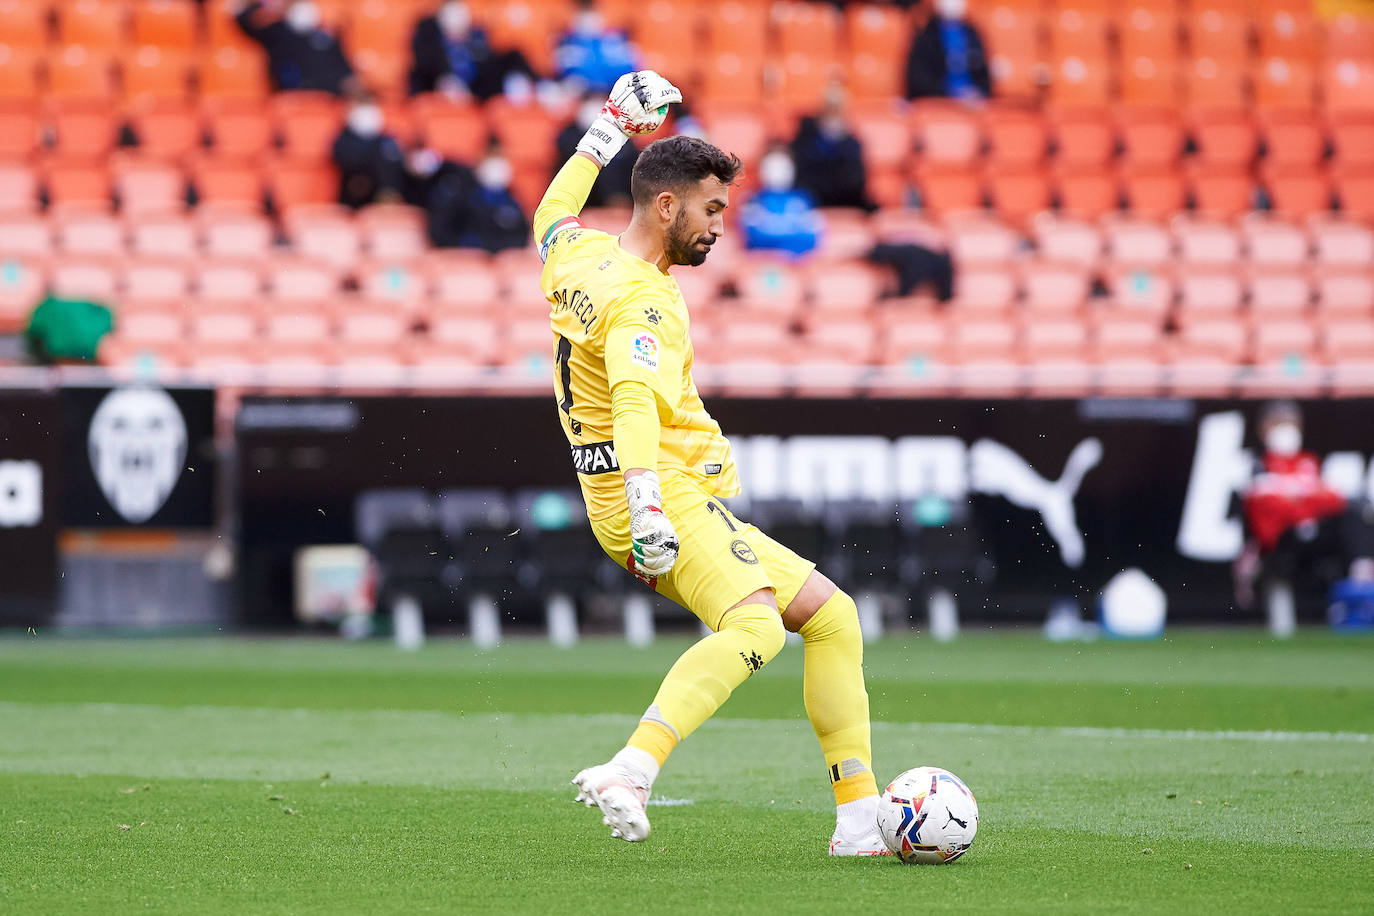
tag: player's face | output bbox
[665,178,728,267]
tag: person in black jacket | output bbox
[458,146,528,252]
[232,0,357,96]
[331,95,406,209]
[403,146,479,248]
[905,0,992,100]
[789,83,873,211]
[408,0,537,100]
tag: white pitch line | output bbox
[4,703,1370,746]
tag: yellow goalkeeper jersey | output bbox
[537,163,739,522]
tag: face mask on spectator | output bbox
[285,1,320,32]
[476,156,512,190]
[409,148,442,177]
[936,0,967,19]
[758,152,795,192]
[1265,422,1303,457]
[348,104,384,138]
[573,10,602,35]
[437,1,470,36]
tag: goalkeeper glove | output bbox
[576,70,683,168]
[626,470,680,577]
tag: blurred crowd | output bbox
[230,0,982,287]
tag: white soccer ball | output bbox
[877,766,979,864]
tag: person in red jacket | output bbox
[1237,401,1372,632]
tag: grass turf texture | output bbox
[2,631,1371,914]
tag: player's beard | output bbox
[665,210,712,267]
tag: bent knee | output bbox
[799,588,862,643]
[721,599,787,665]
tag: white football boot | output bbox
[828,827,894,857]
[572,763,652,842]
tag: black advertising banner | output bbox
[235,396,1374,625]
[0,390,60,624]
[58,385,217,528]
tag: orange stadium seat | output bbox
[1258,110,1325,168]
[286,211,361,271]
[200,206,272,259]
[1105,218,1173,266]
[0,257,46,327]
[1337,173,1374,223]
[776,53,840,113]
[700,52,765,108]
[1173,319,1248,363]
[1187,7,1251,63]
[47,45,117,99]
[1022,260,1090,316]
[699,109,769,169]
[129,213,195,258]
[411,96,487,163]
[1256,8,1319,63]
[1243,216,1309,267]
[1032,215,1102,265]
[115,160,185,214]
[0,45,43,99]
[988,168,1051,225]
[1249,269,1312,319]
[1265,166,1332,218]
[57,0,130,51]
[911,102,982,166]
[273,92,344,162]
[193,158,263,207]
[0,0,49,49]
[1324,13,1374,59]
[1023,320,1090,360]
[121,45,194,101]
[845,3,910,67]
[1321,318,1374,363]
[132,0,200,49]
[807,260,884,315]
[198,46,271,101]
[0,214,51,257]
[798,317,877,363]
[1190,165,1257,219]
[44,158,113,210]
[1050,108,1114,169]
[733,259,806,318]
[265,307,334,343]
[359,204,427,261]
[1122,169,1186,220]
[1253,319,1317,363]
[1331,115,1374,170]
[1119,3,1180,60]
[776,1,842,60]
[205,102,274,159]
[0,102,40,159]
[1118,109,1185,170]
[266,256,340,302]
[189,308,259,345]
[1324,59,1374,115]
[266,160,338,211]
[1120,56,1181,108]
[949,265,1017,316]
[52,259,118,300]
[984,106,1048,168]
[1253,57,1316,110]
[707,0,769,58]
[1191,111,1258,167]
[482,0,560,75]
[1093,317,1164,362]
[1048,55,1112,107]
[1054,168,1119,220]
[1049,7,1108,60]
[851,110,911,173]
[914,164,983,218]
[123,257,190,301]
[1317,271,1374,318]
[127,101,201,161]
[47,100,119,158]
[1176,218,1242,265]
[196,259,263,304]
[1184,57,1249,110]
[1178,268,1244,319]
[951,319,1018,361]
[1311,219,1374,266]
[0,161,40,213]
[56,210,122,255]
[946,218,1019,265]
[486,102,558,171]
[1107,265,1175,317]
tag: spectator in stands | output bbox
[232,0,358,96]
[742,146,954,298]
[331,94,406,209]
[450,145,528,252]
[905,0,992,101]
[554,0,640,94]
[408,1,538,102]
[555,92,637,207]
[1236,400,1374,618]
[402,145,479,248]
[790,83,874,211]
[740,145,823,258]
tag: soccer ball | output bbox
[877,766,979,864]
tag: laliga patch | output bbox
[630,332,660,371]
[730,539,759,565]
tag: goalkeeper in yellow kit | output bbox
[533,71,886,856]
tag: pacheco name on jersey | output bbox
[552,287,600,332]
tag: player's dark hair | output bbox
[630,136,743,209]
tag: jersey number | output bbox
[707,498,738,532]
[556,335,582,434]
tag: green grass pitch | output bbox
[2,630,1372,914]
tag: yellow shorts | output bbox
[591,472,816,631]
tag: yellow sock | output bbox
[631,602,785,760]
[799,589,879,805]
